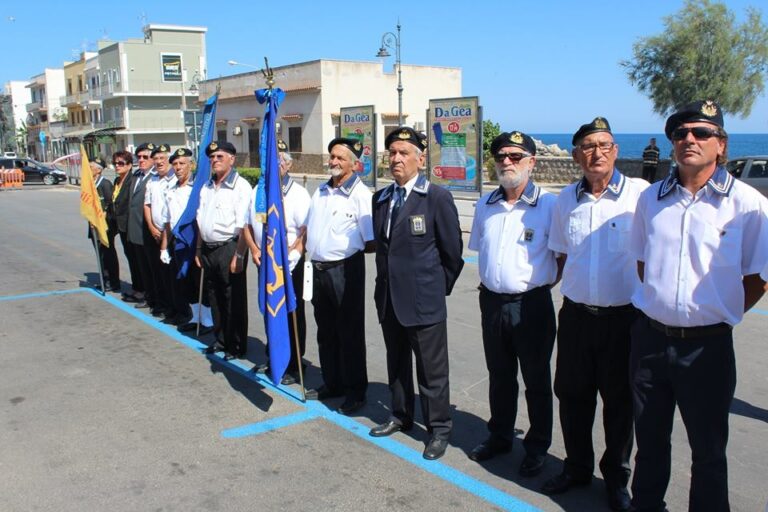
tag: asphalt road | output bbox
[0,185,766,512]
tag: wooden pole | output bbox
[90,225,106,295]
[196,266,205,337]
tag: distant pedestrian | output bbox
[641,137,660,182]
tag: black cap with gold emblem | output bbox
[490,130,536,156]
[664,100,724,140]
[91,156,106,169]
[150,143,171,157]
[277,139,288,152]
[384,126,428,151]
[572,117,612,146]
[205,141,237,156]
[169,147,193,163]
[327,137,364,158]
[134,142,155,156]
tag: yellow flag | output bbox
[79,145,109,247]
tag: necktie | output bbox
[390,186,405,234]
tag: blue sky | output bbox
[3,0,766,133]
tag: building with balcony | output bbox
[197,59,461,172]
[61,52,100,155]
[2,81,31,154]
[25,69,66,161]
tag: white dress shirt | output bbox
[165,179,193,228]
[469,181,558,294]
[306,174,374,262]
[630,166,768,327]
[549,170,649,306]
[196,170,252,243]
[144,173,177,230]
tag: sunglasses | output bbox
[137,155,151,160]
[493,152,531,163]
[113,161,129,166]
[671,126,722,141]
[210,154,229,160]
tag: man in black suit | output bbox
[368,127,464,460]
[127,142,156,310]
[87,156,120,291]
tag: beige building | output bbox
[197,59,461,172]
[25,68,66,160]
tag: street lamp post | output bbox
[376,22,403,126]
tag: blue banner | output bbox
[255,87,296,386]
[171,92,219,278]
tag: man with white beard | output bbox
[467,131,559,478]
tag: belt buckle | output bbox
[584,304,600,315]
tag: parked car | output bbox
[0,157,68,185]
[726,156,768,197]
[3,151,17,158]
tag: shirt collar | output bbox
[281,174,294,195]
[95,175,104,187]
[320,173,360,196]
[377,173,429,202]
[576,168,625,201]
[486,179,540,206]
[657,165,733,200]
[207,169,239,189]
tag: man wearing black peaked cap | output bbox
[368,127,464,461]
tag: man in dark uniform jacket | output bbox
[87,156,120,291]
[368,127,464,461]
[127,142,156,310]
[641,137,660,182]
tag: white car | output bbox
[726,156,768,197]
[3,151,17,158]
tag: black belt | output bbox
[202,236,238,249]
[646,316,732,339]
[564,297,636,317]
[312,251,361,271]
[478,283,548,301]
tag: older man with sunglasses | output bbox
[543,118,648,511]
[467,131,558,475]
[628,100,768,512]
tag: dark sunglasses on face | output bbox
[493,152,530,163]
[113,161,129,166]
[671,126,722,141]
[137,155,151,160]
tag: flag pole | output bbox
[90,225,106,295]
[196,267,205,337]
[290,310,306,401]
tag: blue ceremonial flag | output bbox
[172,92,219,278]
[256,87,296,386]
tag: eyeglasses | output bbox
[210,154,228,160]
[493,152,531,163]
[137,155,151,160]
[113,161,129,166]
[578,142,615,155]
[671,126,722,141]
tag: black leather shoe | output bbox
[423,436,449,460]
[198,325,213,336]
[121,294,140,303]
[304,386,344,401]
[252,362,269,374]
[178,322,197,333]
[369,420,413,437]
[606,486,631,511]
[203,344,224,355]
[468,438,512,462]
[338,398,366,415]
[519,454,546,477]
[134,301,149,309]
[280,372,299,385]
[542,473,591,494]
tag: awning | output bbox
[84,126,124,139]
[63,128,94,139]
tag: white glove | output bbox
[288,249,301,272]
[160,249,172,264]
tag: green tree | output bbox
[482,119,501,181]
[621,0,768,117]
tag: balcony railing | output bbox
[89,79,193,99]
[26,101,45,113]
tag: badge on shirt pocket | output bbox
[523,228,535,242]
[410,215,426,235]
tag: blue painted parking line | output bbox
[463,255,478,264]
[0,287,88,302]
[11,286,542,511]
[749,308,768,316]
[222,410,321,438]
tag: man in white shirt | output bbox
[304,137,374,413]
[195,141,253,359]
[161,147,213,335]
[467,131,558,477]
[629,100,768,512]
[143,143,177,319]
[544,118,648,512]
[242,140,311,384]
